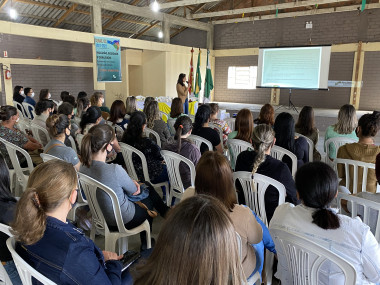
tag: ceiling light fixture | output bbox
[9,8,17,19]
[158,31,163,38]
[151,0,160,12]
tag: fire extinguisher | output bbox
[5,69,11,80]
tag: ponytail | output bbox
[80,133,93,167]
[312,208,340,230]
[193,105,211,132]
[173,116,193,154]
[251,124,275,174]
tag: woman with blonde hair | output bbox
[145,100,173,144]
[133,195,244,284]
[324,104,358,159]
[90,91,110,114]
[235,124,298,222]
[11,160,124,284]
[125,96,137,120]
[45,114,80,170]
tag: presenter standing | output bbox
[176,73,190,115]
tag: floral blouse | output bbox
[0,125,28,167]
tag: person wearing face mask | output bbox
[58,102,79,138]
[39,89,51,101]
[32,100,55,146]
[91,92,110,115]
[13,85,24,105]
[44,114,80,171]
[23,87,36,119]
[0,106,42,168]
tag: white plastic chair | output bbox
[144,127,161,147]
[325,137,358,160]
[334,158,377,194]
[227,139,254,169]
[337,192,380,242]
[13,101,26,118]
[270,145,297,178]
[161,150,195,205]
[16,118,31,135]
[0,224,12,285]
[235,232,261,285]
[106,121,124,141]
[119,142,169,197]
[269,228,357,285]
[21,102,35,120]
[295,132,314,162]
[78,173,151,254]
[209,123,224,145]
[225,118,236,132]
[30,122,50,146]
[188,134,213,152]
[0,137,34,197]
[6,237,57,285]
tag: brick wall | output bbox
[213,8,380,110]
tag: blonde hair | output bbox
[251,124,275,174]
[133,195,244,285]
[125,96,137,115]
[46,114,70,138]
[11,160,77,245]
[145,101,160,129]
[334,104,357,134]
[90,92,103,107]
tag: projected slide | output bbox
[257,46,331,90]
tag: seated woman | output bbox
[80,124,168,248]
[32,99,55,146]
[91,91,110,114]
[121,111,169,187]
[76,96,90,120]
[209,103,231,147]
[337,111,380,193]
[142,97,155,115]
[125,96,137,121]
[0,154,22,285]
[254,104,275,126]
[58,102,79,138]
[270,162,380,285]
[0,106,42,167]
[80,106,103,135]
[133,195,244,284]
[325,104,358,159]
[235,124,298,223]
[295,106,321,161]
[182,152,275,279]
[162,116,201,189]
[38,89,51,101]
[109,100,129,130]
[169,97,186,120]
[44,114,80,170]
[192,104,223,154]
[12,159,125,284]
[274,112,309,170]
[145,100,173,144]
[228,108,254,142]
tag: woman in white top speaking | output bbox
[270,161,380,285]
[176,73,190,115]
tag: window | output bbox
[228,66,257,90]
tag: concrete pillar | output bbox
[162,20,170,44]
[91,0,102,35]
[207,26,214,50]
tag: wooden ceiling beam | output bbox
[0,0,9,10]
[54,3,77,27]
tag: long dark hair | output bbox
[357,111,380,137]
[143,97,155,114]
[295,106,315,136]
[296,162,340,230]
[193,104,211,132]
[121,111,146,146]
[109,100,126,124]
[274,112,296,153]
[39,89,49,101]
[177,73,186,86]
[174,116,193,153]
[0,154,16,202]
[170,98,184,118]
[13,86,23,99]
[235,109,253,143]
[80,106,102,133]
[81,124,115,167]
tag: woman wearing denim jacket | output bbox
[11,160,124,285]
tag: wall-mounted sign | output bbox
[94,36,121,82]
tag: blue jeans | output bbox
[4,260,22,285]
[183,98,189,115]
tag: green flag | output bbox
[194,49,202,98]
[204,49,213,103]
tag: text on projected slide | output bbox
[261,47,322,89]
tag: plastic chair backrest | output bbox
[68,135,77,153]
[6,237,57,285]
[270,145,297,178]
[161,150,195,194]
[16,118,31,134]
[0,224,12,285]
[135,95,145,101]
[325,137,358,159]
[295,132,314,162]
[334,158,376,194]
[227,139,253,168]
[209,123,224,145]
[337,192,380,242]
[0,137,34,195]
[13,101,26,118]
[188,134,213,152]
[30,122,50,146]
[119,142,151,183]
[233,171,286,226]
[269,228,357,285]
[78,173,132,235]
[144,127,161,147]
[40,153,60,162]
[21,102,35,120]
[225,118,236,132]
